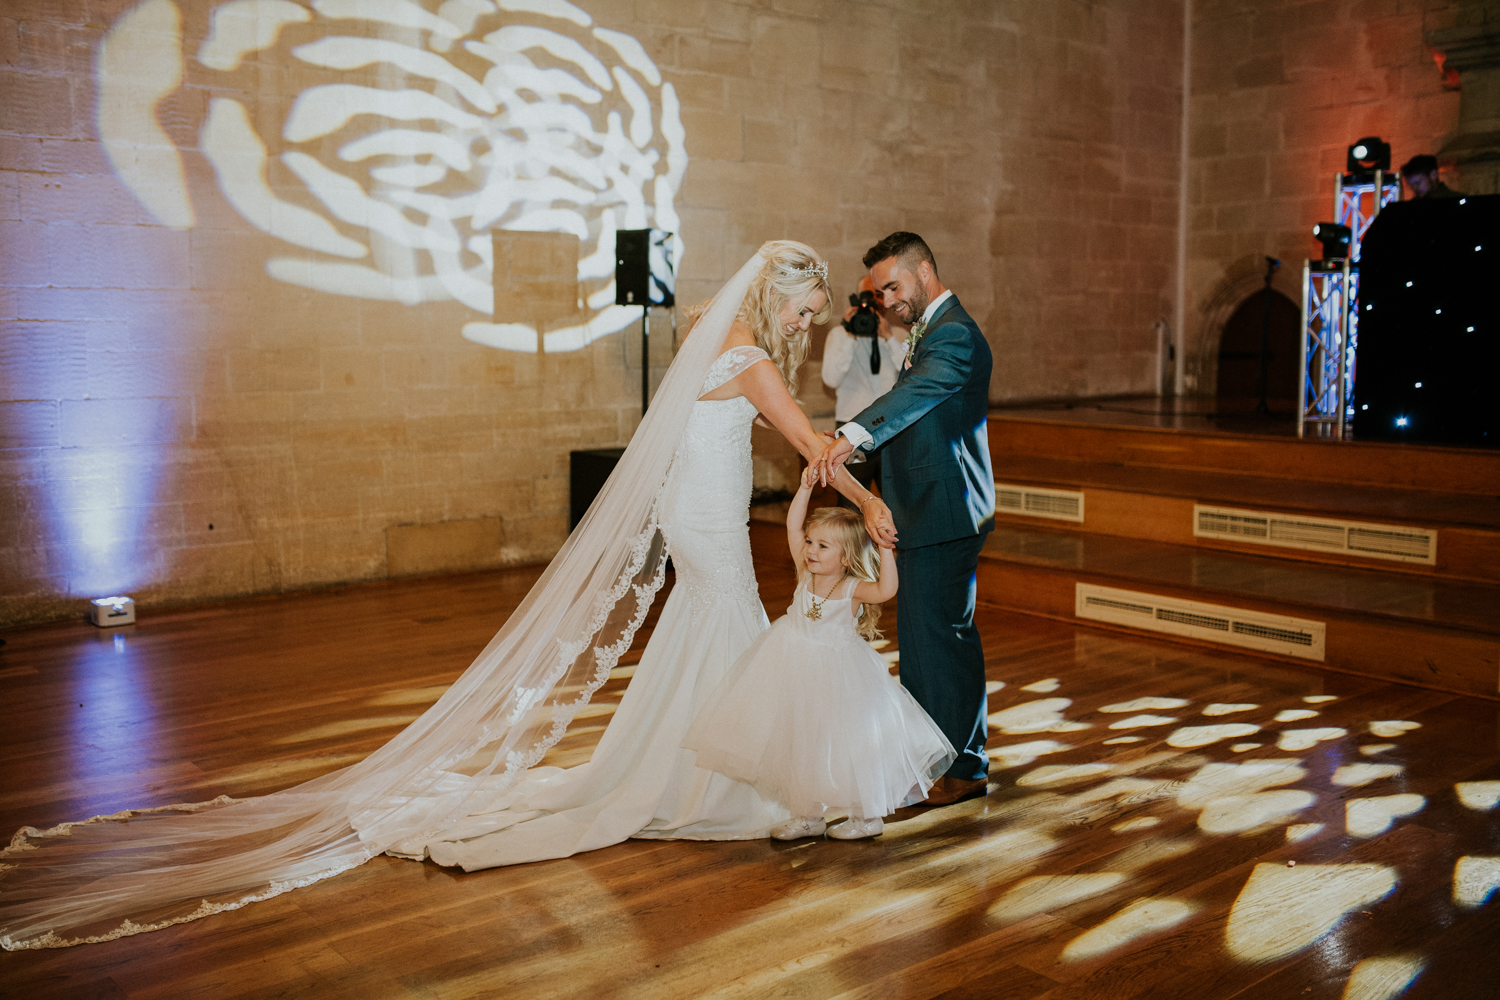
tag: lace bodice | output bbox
[700,345,771,396]
[656,346,772,621]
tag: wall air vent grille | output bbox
[1193,505,1435,565]
[995,484,1085,523]
[1076,583,1326,661]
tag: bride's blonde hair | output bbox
[738,240,832,396]
[803,507,884,641]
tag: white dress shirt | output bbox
[837,289,954,450]
[821,325,908,422]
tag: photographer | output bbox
[821,275,908,504]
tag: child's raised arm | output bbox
[786,465,817,568]
[852,543,898,607]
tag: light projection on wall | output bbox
[97,0,686,353]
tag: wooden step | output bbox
[977,523,1500,700]
[991,453,1500,583]
[987,407,1500,494]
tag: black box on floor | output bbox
[1352,195,1497,448]
[570,448,626,530]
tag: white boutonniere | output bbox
[905,319,928,351]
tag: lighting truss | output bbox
[1333,171,1402,261]
[1298,259,1356,439]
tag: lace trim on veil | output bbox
[0,250,771,951]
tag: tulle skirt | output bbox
[683,618,955,819]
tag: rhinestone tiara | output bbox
[780,260,828,281]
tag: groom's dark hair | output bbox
[863,232,938,276]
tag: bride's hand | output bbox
[810,435,854,485]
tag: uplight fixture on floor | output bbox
[89,595,135,627]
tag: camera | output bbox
[846,290,879,337]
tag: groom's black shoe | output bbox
[921,776,989,807]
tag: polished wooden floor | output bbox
[1,525,1498,999]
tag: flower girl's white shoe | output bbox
[770,816,827,840]
[828,816,883,840]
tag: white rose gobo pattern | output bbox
[100,0,686,353]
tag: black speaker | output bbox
[1351,195,1496,448]
[615,230,649,306]
[615,229,675,307]
[570,448,626,529]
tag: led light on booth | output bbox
[1361,404,1368,410]
[1415,382,1422,388]
[1396,417,1409,428]
[89,595,136,627]
[1467,326,1475,332]
[1406,281,1413,287]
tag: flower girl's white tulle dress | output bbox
[684,578,955,820]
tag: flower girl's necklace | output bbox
[805,573,844,622]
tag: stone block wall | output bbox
[1182,0,1470,393]
[1,0,1186,625]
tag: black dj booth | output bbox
[1352,194,1497,448]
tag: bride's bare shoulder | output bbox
[719,319,757,350]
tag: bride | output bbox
[0,242,895,948]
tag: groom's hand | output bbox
[811,435,854,485]
[862,497,898,549]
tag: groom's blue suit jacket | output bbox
[850,295,996,550]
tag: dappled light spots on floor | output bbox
[1203,702,1259,715]
[1111,816,1161,834]
[1107,714,1177,729]
[1346,794,1426,837]
[1017,763,1114,787]
[1304,694,1339,704]
[1287,822,1325,842]
[1369,720,1422,738]
[1167,723,1260,748]
[988,698,1090,734]
[1226,862,1397,962]
[1453,856,1500,908]
[1274,708,1320,722]
[987,873,1128,923]
[1099,697,1190,713]
[1456,781,1500,811]
[1360,743,1397,756]
[1332,763,1403,787]
[1060,897,1195,961]
[1199,790,1316,834]
[1230,742,1262,752]
[1340,955,1426,1000]
[1277,727,1347,751]
[1103,735,1144,745]
[1019,677,1061,692]
[984,679,1006,693]
[991,739,1070,768]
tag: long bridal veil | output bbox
[0,250,773,951]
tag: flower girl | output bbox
[682,467,955,840]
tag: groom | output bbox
[814,232,995,806]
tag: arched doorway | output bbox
[1215,289,1299,407]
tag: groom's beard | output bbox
[899,285,930,327]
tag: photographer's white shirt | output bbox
[821,325,907,422]
[837,289,953,449]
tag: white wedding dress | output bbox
[407,346,791,870]
[0,248,795,950]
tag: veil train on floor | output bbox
[0,251,771,951]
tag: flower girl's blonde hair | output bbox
[804,507,884,641]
